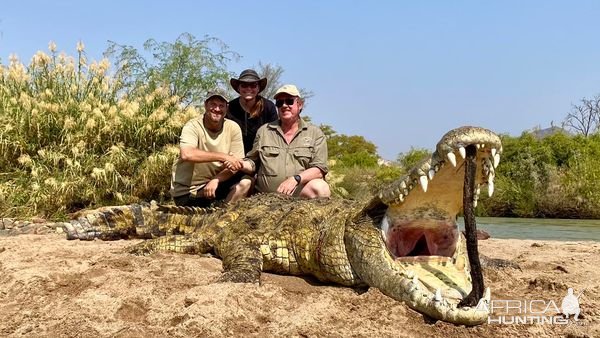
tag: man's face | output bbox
[238,81,259,100]
[275,94,302,121]
[204,97,228,124]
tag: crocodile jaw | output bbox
[357,126,501,325]
[345,219,491,325]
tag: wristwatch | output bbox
[293,175,302,185]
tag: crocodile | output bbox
[64,126,502,325]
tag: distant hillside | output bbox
[527,125,571,139]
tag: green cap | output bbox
[205,90,229,103]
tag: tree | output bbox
[328,134,379,167]
[257,61,284,100]
[396,147,430,170]
[564,94,600,137]
[104,33,239,108]
[256,62,314,101]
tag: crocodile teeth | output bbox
[488,181,494,197]
[491,148,497,157]
[380,215,390,242]
[474,199,478,208]
[428,169,435,180]
[484,287,491,302]
[400,181,407,189]
[406,270,415,279]
[408,275,420,293]
[493,153,500,168]
[476,287,492,309]
[446,152,457,167]
[434,288,442,302]
[458,146,466,159]
[419,175,428,193]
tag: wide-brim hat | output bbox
[230,69,267,94]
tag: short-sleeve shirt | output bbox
[246,118,328,193]
[227,97,278,154]
[170,116,244,198]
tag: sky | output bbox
[2,1,600,160]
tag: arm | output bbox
[179,120,240,164]
[222,122,245,171]
[276,167,324,196]
[201,168,237,199]
[180,146,239,164]
[202,123,246,198]
[240,128,262,174]
[307,130,329,176]
[277,129,329,195]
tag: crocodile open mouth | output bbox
[358,126,503,325]
[383,219,458,258]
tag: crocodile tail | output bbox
[64,204,162,240]
[64,204,213,241]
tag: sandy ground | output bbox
[0,231,599,337]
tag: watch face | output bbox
[294,175,301,183]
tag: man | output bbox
[170,91,251,207]
[242,84,330,198]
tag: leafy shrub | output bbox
[0,44,198,218]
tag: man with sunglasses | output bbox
[170,91,252,207]
[240,84,330,198]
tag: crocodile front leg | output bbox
[217,239,263,283]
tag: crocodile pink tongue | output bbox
[387,221,458,257]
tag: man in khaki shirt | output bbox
[170,91,251,207]
[243,84,330,198]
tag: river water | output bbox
[458,217,600,242]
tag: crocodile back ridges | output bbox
[156,204,220,215]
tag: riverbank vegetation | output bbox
[1,36,599,219]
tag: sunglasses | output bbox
[239,82,259,89]
[275,98,296,108]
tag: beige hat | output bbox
[274,84,301,99]
[204,90,229,103]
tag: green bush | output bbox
[0,45,196,218]
[478,131,600,218]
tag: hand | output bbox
[222,154,243,172]
[277,177,299,196]
[202,179,219,199]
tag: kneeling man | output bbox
[170,91,251,207]
[242,84,330,198]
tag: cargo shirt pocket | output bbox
[292,146,313,168]
[259,146,281,176]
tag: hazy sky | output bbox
[2,1,599,159]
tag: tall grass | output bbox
[0,42,197,219]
